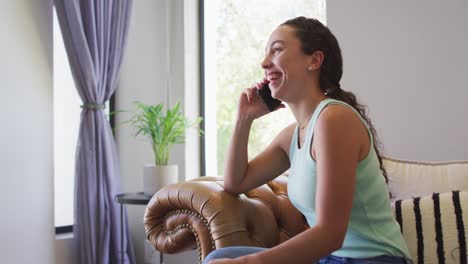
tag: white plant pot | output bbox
[143,164,178,196]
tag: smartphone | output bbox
[257,82,282,111]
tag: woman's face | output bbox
[262,25,316,101]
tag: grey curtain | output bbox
[54,0,135,263]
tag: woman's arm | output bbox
[224,119,293,195]
[223,83,290,195]
[244,105,365,264]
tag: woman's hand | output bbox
[237,78,285,121]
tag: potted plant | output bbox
[128,101,203,195]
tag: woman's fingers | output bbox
[244,86,257,103]
[254,82,263,90]
[243,79,269,102]
[274,103,286,111]
[242,89,250,103]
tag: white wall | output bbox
[116,0,198,263]
[327,0,468,161]
[184,0,202,181]
[0,0,54,263]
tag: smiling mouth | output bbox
[267,72,282,82]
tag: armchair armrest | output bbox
[144,175,308,263]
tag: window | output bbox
[202,0,326,175]
[53,9,112,232]
[53,9,80,230]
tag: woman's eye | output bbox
[273,47,282,53]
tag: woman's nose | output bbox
[261,55,272,69]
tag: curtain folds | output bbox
[54,0,135,263]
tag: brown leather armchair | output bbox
[144,173,308,264]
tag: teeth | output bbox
[268,73,281,81]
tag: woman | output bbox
[204,16,412,264]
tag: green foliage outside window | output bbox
[212,0,326,175]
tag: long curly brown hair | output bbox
[281,16,388,183]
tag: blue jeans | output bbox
[202,246,413,264]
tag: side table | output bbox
[115,192,163,264]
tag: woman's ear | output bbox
[308,50,324,71]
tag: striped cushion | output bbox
[393,191,467,264]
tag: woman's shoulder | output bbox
[313,103,370,158]
[321,101,357,117]
[317,103,363,128]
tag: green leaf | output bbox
[122,101,204,166]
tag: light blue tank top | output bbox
[288,98,411,259]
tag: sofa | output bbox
[144,157,468,264]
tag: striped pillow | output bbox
[393,191,467,264]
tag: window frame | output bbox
[199,0,206,177]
